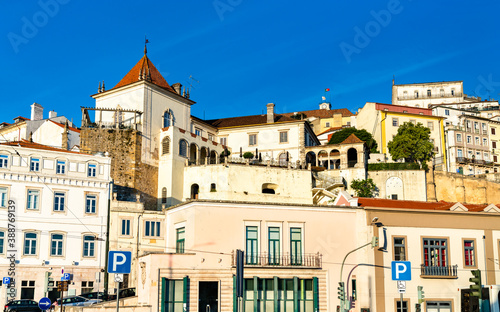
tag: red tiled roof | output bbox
[374,103,434,116]
[49,120,81,133]
[282,108,354,118]
[339,133,364,144]
[0,140,86,154]
[111,55,176,93]
[357,198,490,212]
[204,114,298,128]
[317,127,343,136]
[13,116,29,121]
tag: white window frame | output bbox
[249,134,257,146]
[30,158,40,172]
[85,194,97,214]
[23,232,37,256]
[445,109,450,116]
[87,164,96,177]
[82,235,96,257]
[0,187,7,208]
[27,189,40,210]
[279,131,288,143]
[121,219,131,236]
[56,160,66,174]
[0,155,8,168]
[456,133,462,142]
[53,192,65,212]
[50,233,64,257]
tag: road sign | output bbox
[62,273,71,281]
[391,261,411,281]
[114,274,123,283]
[3,277,10,285]
[397,281,406,293]
[108,251,132,274]
[39,297,52,310]
[56,281,68,291]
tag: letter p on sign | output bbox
[108,251,132,274]
[391,261,411,281]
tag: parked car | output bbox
[78,292,104,301]
[50,296,101,310]
[107,288,136,300]
[4,300,42,312]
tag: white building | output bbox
[0,140,111,305]
[392,81,468,108]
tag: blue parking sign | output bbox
[3,277,10,285]
[391,261,411,281]
[108,251,132,274]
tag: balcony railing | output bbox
[232,251,322,268]
[421,264,458,277]
[397,92,463,101]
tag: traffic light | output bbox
[469,269,482,299]
[337,282,345,300]
[44,271,54,294]
[417,285,425,304]
[415,303,421,312]
[371,236,379,248]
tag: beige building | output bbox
[392,81,467,108]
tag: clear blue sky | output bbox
[2,1,500,126]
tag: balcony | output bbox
[456,157,469,164]
[421,265,458,278]
[397,92,463,101]
[232,251,322,268]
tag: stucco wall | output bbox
[368,170,426,201]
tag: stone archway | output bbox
[347,148,357,168]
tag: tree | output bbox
[387,122,435,169]
[350,178,377,197]
[243,152,254,159]
[328,127,378,153]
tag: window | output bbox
[85,194,97,214]
[161,187,167,204]
[492,128,496,135]
[220,137,227,146]
[457,149,463,158]
[423,238,448,270]
[179,140,187,157]
[87,164,96,177]
[279,131,288,143]
[56,160,65,174]
[30,158,40,172]
[83,235,95,257]
[268,227,280,265]
[162,137,170,155]
[145,221,161,237]
[392,118,399,127]
[445,109,450,116]
[426,301,452,312]
[27,190,40,210]
[53,192,65,212]
[50,234,63,256]
[396,300,408,312]
[451,88,455,96]
[23,233,37,255]
[81,281,94,294]
[20,281,35,300]
[325,122,330,128]
[483,138,488,146]
[290,228,302,265]
[495,155,498,163]
[346,121,351,126]
[427,122,434,130]
[195,128,201,136]
[163,279,186,312]
[0,187,7,207]
[410,119,416,125]
[393,237,406,261]
[463,239,476,267]
[414,91,419,98]
[121,219,131,236]
[176,227,185,253]
[456,134,462,142]
[475,137,480,145]
[0,231,4,254]
[403,91,408,99]
[163,110,171,128]
[427,89,431,97]
[249,134,257,146]
[208,133,214,141]
[0,155,8,168]
[440,89,444,97]
[210,183,216,192]
[246,226,258,264]
[467,136,472,144]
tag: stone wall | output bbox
[369,170,426,201]
[427,169,500,204]
[80,127,158,209]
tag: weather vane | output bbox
[144,36,149,55]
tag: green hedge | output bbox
[368,162,421,171]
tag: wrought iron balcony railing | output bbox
[421,264,458,277]
[232,251,322,268]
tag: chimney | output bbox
[31,103,44,121]
[171,83,182,95]
[48,111,57,119]
[62,122,69,150]
[266,103,275,123]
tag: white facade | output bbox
[0,143,111,305]
[392,81,466,108]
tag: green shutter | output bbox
[313,277,319,312]
[183,276,189,311]
[233,275,237,312]
[274,277,279,312]
[161,278,168,312]
[293,277,299,312]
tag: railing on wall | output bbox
[420,264,458,277]
[232,251,322,268]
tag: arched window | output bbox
[162,137,170,155]
[163,110,172,128]
[262,183,278,194]
[191,184,199,199]
[179,140,188,157]
[210,183,216,192]
[161,187,167,204]
[279,153,288,166]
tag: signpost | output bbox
[3,277,10,285]
[108,251,132,312]
[392,261,411,311]
[38,297,52,311]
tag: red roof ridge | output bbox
[339,133,364,144]
[0,140,88,155]
[48,120,81,133]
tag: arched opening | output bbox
[262,183,278,194]
[161,187,167,204]
[318,150,328,168]
[386,177,403,200]
[189,143,198,164]
[200,147,208,164]
[347,148,358,168]
[190,184,199,199]
[162,137,170,155]
[210,151,218,164]
[329,149,340,169]
[179,140,188,157]
[210,183,216,192]
[163,110,172,128]
[306,152,316,167]
[278,152,288,167]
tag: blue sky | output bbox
[2,1,500,125]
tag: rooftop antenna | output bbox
[186,75,200,97]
